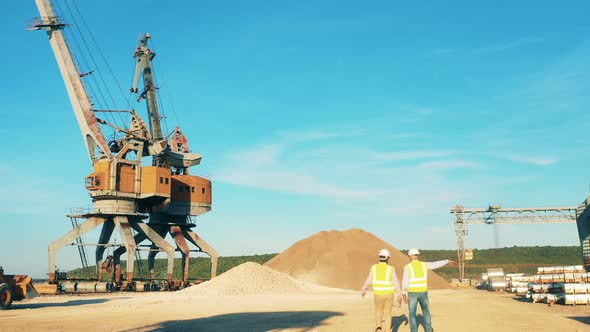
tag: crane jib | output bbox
[33,0,112,163]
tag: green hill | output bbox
[417,246,582,279]
[68,254,276,280]
[68,246,582,281]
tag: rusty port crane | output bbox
[29,0,218,293]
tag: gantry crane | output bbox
[30,0,217,289]
[450,204,578,279]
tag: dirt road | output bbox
[1,288,588,331]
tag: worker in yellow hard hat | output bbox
[402,248,457,332]
[361,248,402,332]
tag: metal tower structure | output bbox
[451,205,468,280]
[575,197,590,270]
[450,204,577,279]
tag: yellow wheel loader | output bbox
[0,267,38,310]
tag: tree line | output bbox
[68,246,581,281]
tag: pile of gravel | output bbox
[265,228,451,291]
[179,262,320,296]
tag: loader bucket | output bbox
[9,275,38,301]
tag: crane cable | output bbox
[50,0,121,133]
[57,0,137,132]
[149,39,181,131]
[62,0,126,129]
[69,0,132,110]
[151,60,171,137]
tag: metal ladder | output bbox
[69,216,92,278]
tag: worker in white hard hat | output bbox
[402,248,457,332]
[361,248,401,332]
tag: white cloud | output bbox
[399,106,437,123]
[277,129,359,142]
[0,165,84,217]
[417,160,480,171]
[214,130,477,203]
[371,150,453,162]
[428,226,451,235]
[227,143,283,167]
[432,48,454,56]
[472,37,545,55]
[384,132,423,140]
[414,107,434,116]
[501,154,559,166]
[217,166,388,199]
[215,143,389,199]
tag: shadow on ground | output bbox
[13,298,123,309]
[392,314,433,332]
[392,314,409,332]
[126,310,343,332]
[511,296,531,303]
[568,316,590,325]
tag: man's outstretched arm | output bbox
[426,260,458,270]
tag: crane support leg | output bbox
[113,216,136,283]
[48,217,107,282]
[134,222,175,281]
[170,226,191,283]
[452,206,466,280]
[110,220,175,281]
[112,226,147,278]
[184,228,218,278]
[95,220,115,280]
[146,224,168,279]
[576,197,590,271]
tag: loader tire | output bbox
[0,283,13,310]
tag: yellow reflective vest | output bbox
[406,260,428,292]
[371,262,395,295]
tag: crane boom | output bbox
[34,0,111,162]
[450,205,577,225]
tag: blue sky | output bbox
[2,0,589,277]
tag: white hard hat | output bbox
[408,248,420,256]
[378,249,390,258]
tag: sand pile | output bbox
[265,228,451,291]
[179,262,334,296]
